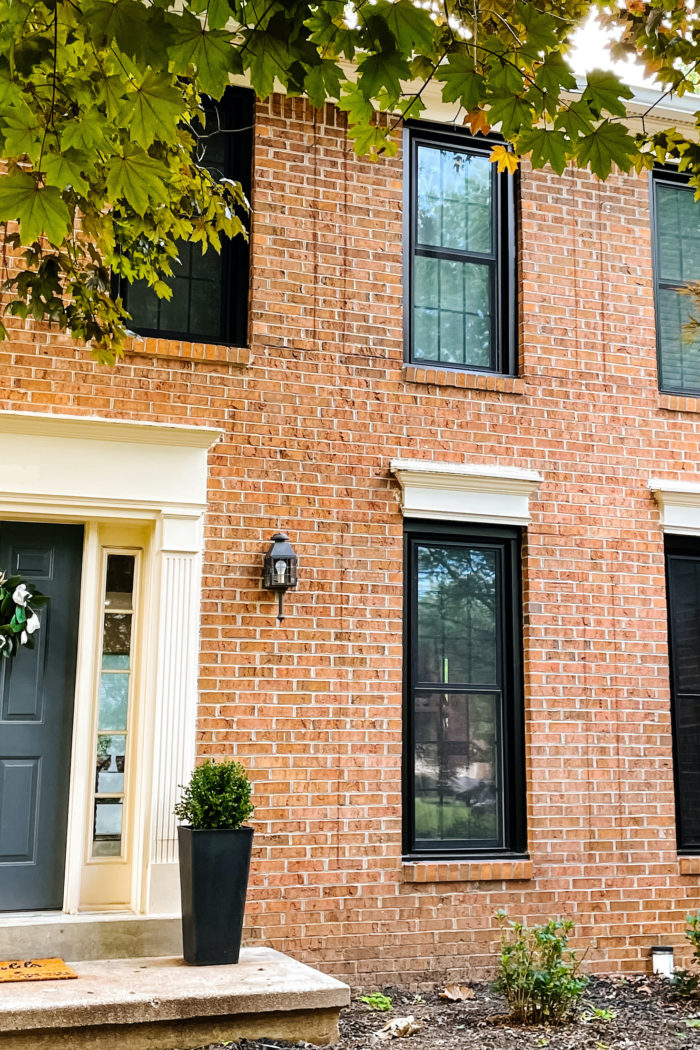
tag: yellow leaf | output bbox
[490,144,520,175]
[464,108,491,136]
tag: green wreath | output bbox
[0,574,49,658]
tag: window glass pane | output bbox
[413,257,492,368]
[93,799,123,857]
[105,555,134,608]
[103,614,132,659]
[658,286,700,392]
[417,545,498,685]
[96,734,126,793]
[98,673,129,731]
[676,697,700,845]
[656,183,700,283]
[417,146,492,254]
[414,692,501,847]
[669,557,700,694]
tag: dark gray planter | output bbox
[177,825,253,965]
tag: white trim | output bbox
[0,410,220,447]
[650,479,700,534]
[391,458,543,526]
[0,412,220,916]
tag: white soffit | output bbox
[0,410,221,511]
[650,479,700,534]
[391,458,543,526]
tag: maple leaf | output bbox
[490,144,519,174]
[464,108,491,136]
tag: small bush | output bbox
[687,912,700,968]
[174,759,253,830]
[494,912,589,1025]
[673,912,700,997]
[359,992,393,1011]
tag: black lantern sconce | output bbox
[263,532,298,624]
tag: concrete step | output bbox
[0,912,181,961]
[0,948,350,1049]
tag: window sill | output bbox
[403,364,525,394]
[401,858,533,884]
[124,336,250,368]
[659,393,700,414]
[679,857,700,875]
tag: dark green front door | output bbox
[0,522,83,911]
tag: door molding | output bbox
[0,412,221,915]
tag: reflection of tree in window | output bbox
[417,545,497,685]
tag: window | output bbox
[652,170,700,394]
[403,523,526,857]
[405,126,516,374]
[665,537,700,852]
[92,551,139,858]
[119,85,254,347]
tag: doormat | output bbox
[0,958,78,983]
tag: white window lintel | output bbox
[650,478,700,534]
[391,458,542,526]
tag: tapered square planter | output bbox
[177,825,254,965]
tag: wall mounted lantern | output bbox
[263,532,298,624]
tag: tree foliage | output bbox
[1,0,700,360]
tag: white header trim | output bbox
[391,458,542,526]
[650,479,700,534]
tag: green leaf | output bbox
[515,1,560,52]
[304,60,343,108]
[517,127,568,175]
[582,69,634,119]
[535,52,577,97]
[61,111,108,152]
[119,71,184,148]
[240,28,291,98]
[338,84,375,126]
[347,122,397,159]
[437,49,485,110]
[373,0,435,53]
[486,91,532,137]
[83,0,150,49]
[106,144,170,213]
[575,120,636,179]
[357,50,410,102]
[43,150,91,195]
[0,172,70,245]
[488,61,524,96]
[168,11,235,96]
[1,104,42,160]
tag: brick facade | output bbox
[2,94,700,985]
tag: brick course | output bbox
[2,94,699,984]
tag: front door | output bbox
[0,522,83,910]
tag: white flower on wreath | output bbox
[0,634,9,651]
[26,613,40,635]
[20,631,27,645]
[12,584,31,607]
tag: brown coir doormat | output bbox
[0,958,78,982]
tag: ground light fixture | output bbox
[263,532,298,624]
[650,945,675,978]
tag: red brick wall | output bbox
[3,93,700,985]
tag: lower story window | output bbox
[665,537,700,851]
[404,524,526,856]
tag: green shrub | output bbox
[359,992,393,1011]
[174,759,253,830]
[673,912,700,996]
[494,912,589,1025]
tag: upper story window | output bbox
[405,127,517,375]
[652,170,700,394]
[403,523,526,858]
[120,86,254,348]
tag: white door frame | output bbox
[0,411,220,915]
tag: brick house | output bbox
[1,80,700,986]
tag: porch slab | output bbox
[0,948,350,1049]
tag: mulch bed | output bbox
[197,975,700,1049]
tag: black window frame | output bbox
[117,85,254,348]
[665,534,700,853]
[650,166,700,396]
[402,521,527,860]
[403,123,518,377]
